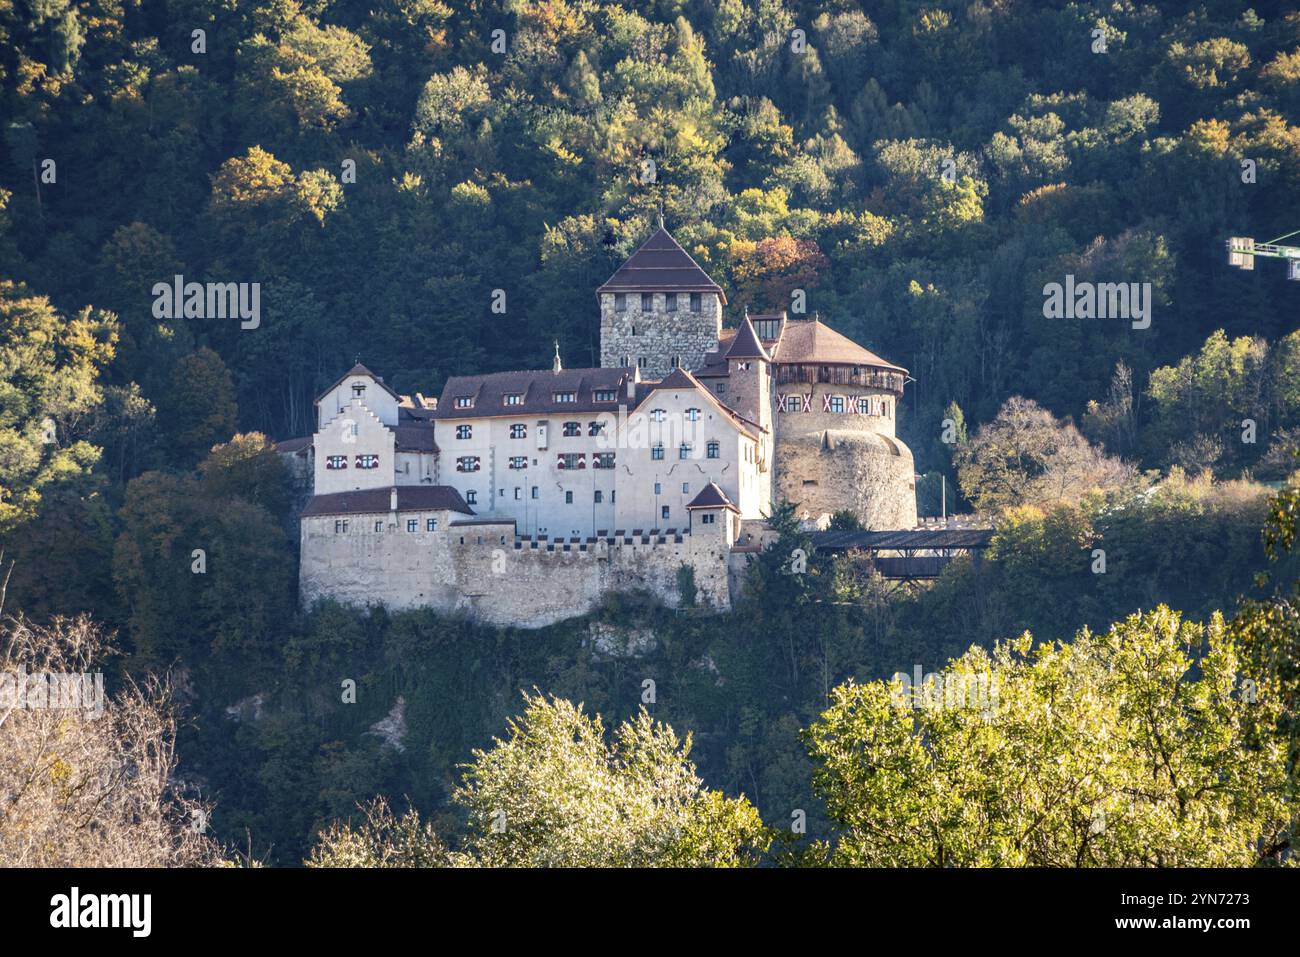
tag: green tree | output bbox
[805,607,1291,866]
[453,693,770,867]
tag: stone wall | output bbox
[300,512,735,629]
[775,430,917,529]
[599,292,722,379]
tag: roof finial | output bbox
[743,303,749,317]
[656,204,664,230]
[552,340,562,373]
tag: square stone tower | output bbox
[598,221,724,378]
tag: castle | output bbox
[283,224,917,627]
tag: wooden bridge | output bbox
[811,527,994,580]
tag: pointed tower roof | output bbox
[725,312,770,362]
[598,225,726,302]
[686,482,739,512]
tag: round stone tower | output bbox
[768,316,917,530]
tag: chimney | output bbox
[390,487,398,512]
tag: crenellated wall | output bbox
[299,511,735,629]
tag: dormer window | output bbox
[593,389,616,402]
[454,396,473,409]
[553,391,576,404]
[503,393,523,406]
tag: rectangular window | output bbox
[565,491,573,504]
[715,383,726,394]
[679,443,692,459]
[588,420,605,436]
[562,421,580,437]
[466,490,477,504]
[510,423,527,439]
[682,483,689,494]
[326,455,347,470]
[687,408,700,421]
[456,456,480,472]
[374,520,383,532]
[335,519,348,533]
[503,394,523,406]
[690,292,701,312]
[593,390,616,402]
[593,452,615,469]
[651,444,664,461]
[594,490,603,504]
[830,396,845,413]
[651,408,666,423]
[356,454,379,469]
[456,424,472,439]
[620,356,630,368]
[701,513,716,525]
[707,441,719,459]
[615,293,626,312]
[654,482,661,495]
[454,396,473,409]
[509,456,528,470]
[426,518,437,531]
[514,487,521,500]
[641,292,653,311]
[665,293,677,313]
[531,486,539,500]
[553,392,576,403]
[558,453,583,470]
[407,519,417,532]
[352,383,366,397]
[662,506,670,521]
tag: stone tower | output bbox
[724,311,775,515]
[770,318,918,530]
[598,221,724,378]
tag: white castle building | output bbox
[284,224,917,627]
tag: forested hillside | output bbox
[2,1,1299,865]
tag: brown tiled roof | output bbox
[687,482,739,512]
[275,436,312,453]
[315,363,401,405]
[770,318,907,373]
[393,424,437,453]
[597,226,726,302]
[432,367,633,420]
[725,314,770,361]
[301,486,473,518]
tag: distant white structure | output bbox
[283,224,916,626]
